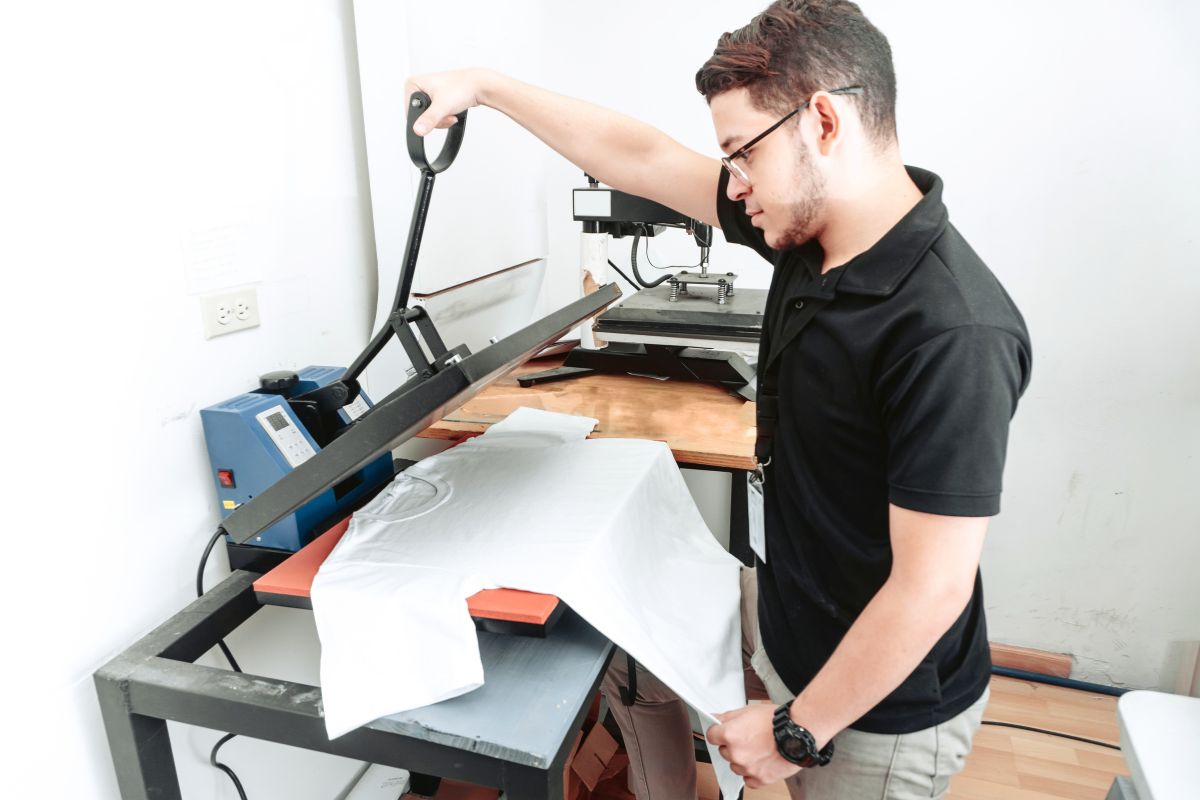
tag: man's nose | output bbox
[726,170,751,201]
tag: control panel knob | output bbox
[259,370,299,394]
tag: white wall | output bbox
[7,1,1198,798]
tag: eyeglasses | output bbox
[720,85,864,187]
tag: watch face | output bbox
[774,704,821,766]
[782,736,811,761]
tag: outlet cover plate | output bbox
[201,287,261,339]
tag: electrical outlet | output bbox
[201,287,261,339]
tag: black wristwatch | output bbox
[772,702,834,767]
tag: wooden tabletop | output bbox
[420,356,757,471]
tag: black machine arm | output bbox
[292,92,468,442]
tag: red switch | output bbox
[218,469,236,488]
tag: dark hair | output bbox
[695,0,897,144]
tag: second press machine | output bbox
[521,175,766,401]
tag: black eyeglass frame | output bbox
[721,85,865,185]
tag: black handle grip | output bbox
[407,90,467,173]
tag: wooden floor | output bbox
[949,676,1127,800]
[698,676,1129,799]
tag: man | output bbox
[407,1,1030,796]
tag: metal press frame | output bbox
[94,570,611,799]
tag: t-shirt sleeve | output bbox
[715,166,775,263]
[877,324,1030,517]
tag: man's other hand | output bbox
[705,704,801,789]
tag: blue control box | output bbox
[200,366,393,551]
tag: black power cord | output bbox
[197,527,242,672]
[629,230,674,288]
[980,720,1120,750]
[210,733,249,799]
[639,232,671,271]
[197,528,250,799]
[628,224,712,288]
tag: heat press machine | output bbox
[200,92,620,635]
[201,367,393,562]
[519,175,766,400]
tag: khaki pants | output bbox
[600,568,988,799]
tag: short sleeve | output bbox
[715,167,774,262]
[877,325,1031,517]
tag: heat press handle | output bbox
[406,90,467,174]
[340,90,467,388]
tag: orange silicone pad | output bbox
[253,519,560,625]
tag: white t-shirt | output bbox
[311,407,745,797]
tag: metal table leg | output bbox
[94,685,182,800]
[94,571,258,800]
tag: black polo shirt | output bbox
[716,166,1031,733]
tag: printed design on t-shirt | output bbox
[353,471,451,522]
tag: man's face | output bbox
[711,88,827,250]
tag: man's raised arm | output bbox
[406,68,722,228]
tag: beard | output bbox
[772,143,826,250]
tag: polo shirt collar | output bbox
[792,166,948,299]
[836,166,948,296]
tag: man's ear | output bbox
[810,92,843,156]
